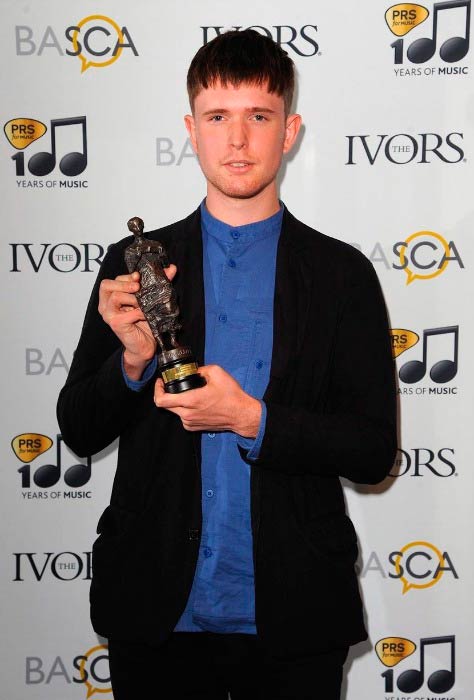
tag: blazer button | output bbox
[188,529,200,541]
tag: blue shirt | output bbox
[124,201,282,633]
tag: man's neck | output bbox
[205,186,281,226]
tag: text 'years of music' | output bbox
[16,179,88,188]
[22,491,92,499]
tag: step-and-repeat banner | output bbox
[2,1,472,698]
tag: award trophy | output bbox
[125,216,206,393]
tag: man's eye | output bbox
[253,114,266,122]
[211,115,224,122]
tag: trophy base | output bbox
[157,347,206,394]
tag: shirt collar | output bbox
[200,199,284,243]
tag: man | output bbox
[57,29,397,699]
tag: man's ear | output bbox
[184,114,197,153]
[283,113,302,154]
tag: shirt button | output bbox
[203,547,213,558]
[207,432,216,439]
[218,313,227,323]
[255,360,263,369]
[206,489,214,498]
[228,258,236,268]
[231,231,240,240]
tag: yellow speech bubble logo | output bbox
[399,231,450,285]
[72,15,124,73]
[4,118,47,150]
[394,541,445,594]
[385,4,429,36]
[375,637,417,667]
[11,434,53,463]
[78,644,111,698]
[390,329,419,358]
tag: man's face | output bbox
[185,81,301,203]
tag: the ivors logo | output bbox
[345,131,464,164]
[14,551,92,582]
[201,24,319,57]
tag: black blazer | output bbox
[57,206,397,658]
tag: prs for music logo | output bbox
[3,116,88,188]
[11,433,92,499]
[376,635,456,697]
[391,325,459,395]
[386,1,470,75]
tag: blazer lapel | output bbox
[265,208,313,396]
[172,208,206,367]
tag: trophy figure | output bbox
[125,216,206,393]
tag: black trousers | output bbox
[108,632,348,699]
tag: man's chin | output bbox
[216,182,272,201]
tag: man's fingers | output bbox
[164,264,177,282]
[109,307,145,329]
[114,271,140,283]
[109,291,140,310]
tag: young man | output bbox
[58,30,397,699]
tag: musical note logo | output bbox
[407,0,471,62]
[397,635,455,693]
[32,435,91,488]
[15,433,92,489]
[398,325,458,383]
[28,116,87,177]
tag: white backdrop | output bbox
[2,1,472,698]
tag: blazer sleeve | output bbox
[256,259,397,485]
[56,241,157,458]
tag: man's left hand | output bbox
[154,365,262,438]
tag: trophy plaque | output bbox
[125,216,206,393]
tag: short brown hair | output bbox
[187,30,295,114]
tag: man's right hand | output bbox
[98,266,177,381]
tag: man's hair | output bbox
[187,30,295,115]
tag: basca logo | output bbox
[386,0,471,75]
[376,634,456,696]
[26,644,111,698]
[201,25,320,57]
[359,542,459,593]
[15,15,138,72]
[11,433,92,499]
[14,551,92,581]
[156,137,197,166]
[390,447,456,476]
[352,232,464,284]
[391,325,459,394]
[4,115,88,188]
[25,348,70,375]
[345,131,465,164]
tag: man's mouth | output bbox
[223,160,254,169]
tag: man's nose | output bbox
[228,120,248,149]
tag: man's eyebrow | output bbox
[201,107,277,116]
